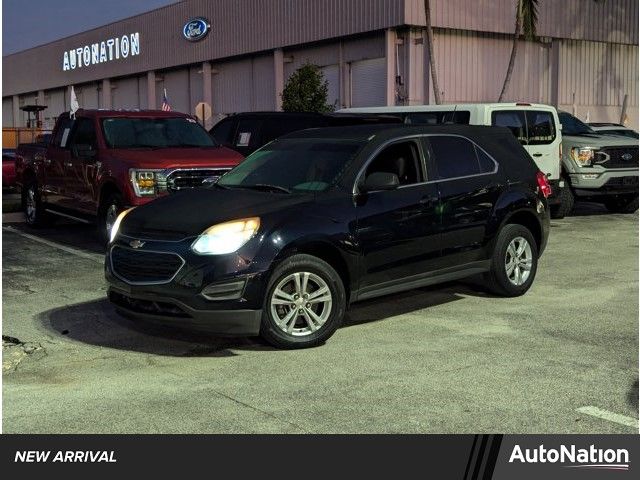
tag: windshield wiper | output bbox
[241,184,292,194]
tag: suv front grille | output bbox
[595,147,639,169]
[110,246,184,284]
[164,168,231,192]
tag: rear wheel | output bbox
[98,191,124,243]
[22,180,51,227]
[604,194,638,214]
[550,181,574,219]
[260,254,346,349]
[485,224,538,297]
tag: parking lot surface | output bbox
[2,203,638,433]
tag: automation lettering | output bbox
[62,33,140,71]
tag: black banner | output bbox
[0,434,637,478]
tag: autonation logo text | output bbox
[509,444,630,471]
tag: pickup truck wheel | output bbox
[22,181,51,227]
[99,192,124,243]
[485,224,538,297]
[604,195,638,214]
[260,254,346,349]
[550,182,574,219]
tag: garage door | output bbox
[321,64,340,110]
[350,58,386,108]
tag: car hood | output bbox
[103,146,243,169]
[563,134,639,148]
[121,187,314,238]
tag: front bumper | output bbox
[569,169,639,197]
[105,235,270,336]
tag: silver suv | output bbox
[557,112,638,215]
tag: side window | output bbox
[52,116,74,148]
[526,111,556,145]
[210,118,235,145]
[234,118,263,148]
[364,141,422,186]
[427,136,493,180]
[491,110,527,145]
[68,118,97,147]
[405,111,470,125]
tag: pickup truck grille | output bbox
[164,168,231,192]
[595,147,639,169]
[110,246,184,284]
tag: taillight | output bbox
[536,171,552,198]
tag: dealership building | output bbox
[3,0,639,130]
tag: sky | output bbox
[2,0,179,55]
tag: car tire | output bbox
[485,224,539,297]
[98,191,124,244]
[22,180,51,227]
[550,182,574,219]
[260,254,346,349]
[604,195,638,214]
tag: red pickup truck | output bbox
[15,110,243,240]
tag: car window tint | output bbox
[365,141,422,186]
[210,118,235,145]
[428,136,481,179]
[52,116,74,148]
[69,118,97,147]
[526,111,556,145]
[491,111,527,144]
[405,111,470,125]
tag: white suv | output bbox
[339,103,566,217]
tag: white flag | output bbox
[70,86,80,118]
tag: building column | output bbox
[274,49,284,111]
[385,29,397,106]
[12,95,20,128]
[549,39,560,108]
[102,79,112,109]
[201,62,213,129]
[405,29,426,106]
[147,71,156,109]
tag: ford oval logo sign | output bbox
[183,18,210,42]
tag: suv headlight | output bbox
[109,208,133,243]
[130,169,160,196]
[570,147,595,167]
[191,217,260,255]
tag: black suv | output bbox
[106,125,551,349]
[209,111,402,157]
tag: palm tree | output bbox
[498,0,539,102]
[424,0,441,104]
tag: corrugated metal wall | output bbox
[112,76,140,110]
[3,98,13,127]
[78,82,100,110]
[43,89,66,127]
[431,29,550,103]
[405,0,638,45]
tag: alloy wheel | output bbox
[505,236,533,286]
[25,187,36,224]
[270,271,333,337]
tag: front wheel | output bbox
[98,192,124,243]
[22,180,51,227]
[485,224,539,297]
[604,194,638,214]
[550,182,574,219]
[260,254,346,349]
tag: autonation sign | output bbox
[62,33,140,71]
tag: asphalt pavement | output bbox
[2,201,638,433]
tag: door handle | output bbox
[532,153,543,157]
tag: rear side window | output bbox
[405,111,470,125]
[427,136,496,180]
[491,111,527,144]
[526,111,556,145]
[210,118,236,145]
[52,116,74,148]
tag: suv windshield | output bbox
[559,112,596,136]
[102,117,216,148]
[218,138,364,193]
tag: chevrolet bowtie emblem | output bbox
[129,240,145,249]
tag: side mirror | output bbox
[362,172,400,192]
[73,144,96,160]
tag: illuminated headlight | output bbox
[130,169,159,196]
[570,147,595,167]
[191,218,260,255]
[109,208,134,243]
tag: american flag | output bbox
[161,88,172,111]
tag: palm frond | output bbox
[520,0,539,40]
